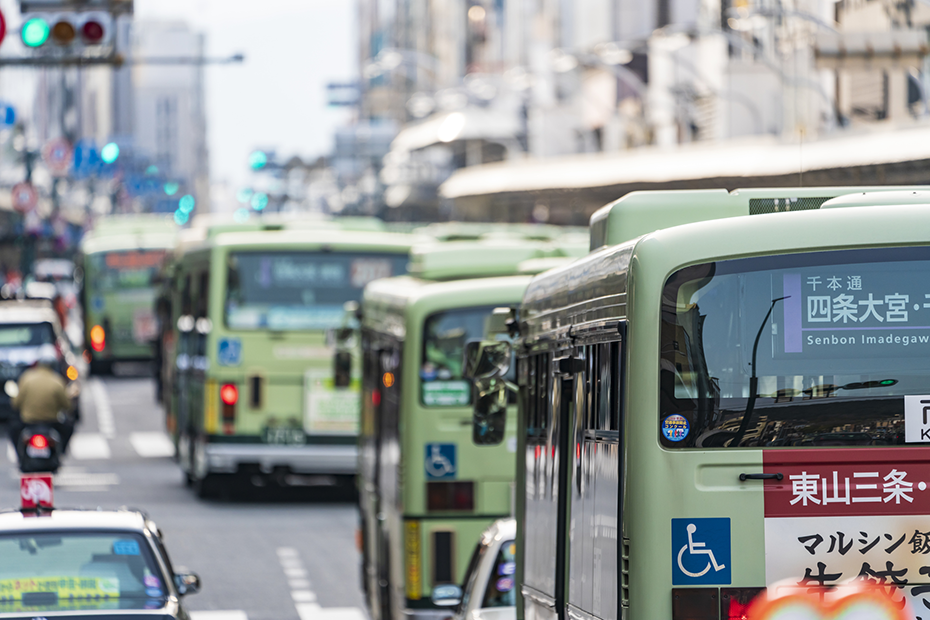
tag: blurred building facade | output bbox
[345,0,930,221]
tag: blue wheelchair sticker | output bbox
[218,338,242,367]
[671,518,731,585]
[424,443,456,480]
[92,296,105,312]
[113,540,140,556]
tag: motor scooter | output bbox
[16,424,62,473]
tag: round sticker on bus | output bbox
[662,414,690,442]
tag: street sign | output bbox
[0,9,7,48]
[42,137,73,176]
[11,182,38,213]
[0,102,15,126]
[72,138,99,178]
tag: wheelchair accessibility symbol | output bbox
[424,443,456,480]
[671,518,731,585]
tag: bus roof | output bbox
[588,185,930,251]
[80,230,177,255]
[408,237,587,280]
[413,221,586,242]
[525,200,930,343]
[363,274,535,340]
[178,227,421,256]
[86,214,177,237]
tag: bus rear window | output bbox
[225,251,407,330]
[90,250,167,291]
[660,247,930,449]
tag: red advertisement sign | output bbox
[763,448,930,518]
[20,473,53,510]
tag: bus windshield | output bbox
[89,250,167,291]
[421,306,497,406]
[225,251,408,330]
[660,246,930,448]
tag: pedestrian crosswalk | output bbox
[190,611,249,620]
[5,431,176,463]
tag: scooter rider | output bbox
[8,350,74,452]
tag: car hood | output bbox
[0,595,181,619]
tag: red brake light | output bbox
[29,435,48,450]
[426,481,474,512]
[81,20,104,44]
[90,325,105,352]
[220,384,238,406]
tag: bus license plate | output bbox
[262,428,306,445]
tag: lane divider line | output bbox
[90,379,116,439]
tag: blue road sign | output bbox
[671,518,731,585]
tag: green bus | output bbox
[358,236,585,620]
[161,224,421,497]
[465,187,930,620]
[80,215,178,373]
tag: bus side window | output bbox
[197,271,209,319]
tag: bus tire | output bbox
[194,473,233,500]
[90,360,112,376]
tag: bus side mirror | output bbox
[463,341,511,380]
[465,341,514,446]
[334,350,352,388]
[473,378,508,445]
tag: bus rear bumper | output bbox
[402,609,448,620]
[203,443,358,475]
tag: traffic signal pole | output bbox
[0,53,245,67]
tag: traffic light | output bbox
[178,194,196,214]
[250,192,269,211]
[163,182,179,196]
[100,142,119,164]
[248,150,268,170]
[20,12,111,50]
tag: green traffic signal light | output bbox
[21,18,50,48]
[250,192,269,211]
[164,182,179,196]
[101,142,120,164]
[179,194,196,213]
[248,150,268,170]
[174,210,189,225]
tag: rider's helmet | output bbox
[34,345,60,370]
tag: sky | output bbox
[136,0,357,195]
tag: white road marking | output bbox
[129,432,176,458]
[190,612,249,620]
[6,444,14,464]
[90,379,115,438]
[277,548,364,620]
[68,433,111,460]
[296,605,366,620]
[54,470,119,487]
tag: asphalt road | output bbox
[0,372,367,620]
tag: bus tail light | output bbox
[426,481,474,512]
[721,588,765,620]
[672,588,718,620]
[89,325,105,352]
[220,384,237,434]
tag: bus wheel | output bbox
[90,360,112,375]
[194,473,233,500]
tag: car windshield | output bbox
[90,250,167,291]
[225,251,408,330]
[0,531,168,613]
[660,246,930,448]
[0,323,55,348]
